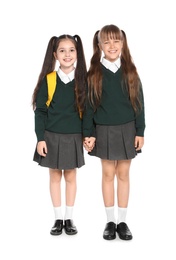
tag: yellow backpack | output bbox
[46,71,57,107]
[46,71,82,118]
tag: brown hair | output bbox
[32,34,87,113]
[88,24,142,113]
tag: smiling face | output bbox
[54,39,77,73]
[98,30,123,62]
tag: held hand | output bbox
[135,136,144,151]
[37,141,47,157]
[83,137,96,152]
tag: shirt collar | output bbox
[57,68,75,84]
[101,57,121,73]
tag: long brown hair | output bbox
[88,24,142,113]
[32,34,87,113]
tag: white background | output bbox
[1,0,176,259]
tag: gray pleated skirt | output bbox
[89,121,140,160]
[33,131,85,170]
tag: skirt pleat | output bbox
[33,131,85,170]
[89,121,139,160]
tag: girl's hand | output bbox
[37,141,47,157]
[83,137,96,152]
[135,136,144,151]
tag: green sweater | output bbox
[35,75,82,141]
[83,65,145,137]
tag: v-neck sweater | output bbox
[83,65,145,137]
[34,75,82,141]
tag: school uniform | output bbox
[83,58,145,160]
[33,69,85,169]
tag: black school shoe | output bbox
[64,219,78,235]
[116,222,133,240]
[103,222,116,240]
[50,219,63,235]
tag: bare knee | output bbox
[64,169,77,183]
[49,169,62,183]
[116,160,131,181]
[101,160,116,182]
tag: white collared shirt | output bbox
[57,68,75,84]
[101,57,121,73]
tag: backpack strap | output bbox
[46,71,57,107]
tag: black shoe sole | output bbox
[50,231,63,236]
[65,231,78,235]
[117,232,133,240]
[103,234,116,240]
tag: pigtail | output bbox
[40,36,57,77]
[88,30,103,110]
[73,35,87,114]
[121,30,142,113]
[32,36,57,110]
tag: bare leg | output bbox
[115,160,131,208]
[63,169,78,235]
[49,168,62,207]
[115,160,133,240]
[49,168,64,236]
[101,159,117,240]
[64,168,77,206]
[101,159,116,207]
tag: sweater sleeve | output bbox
[135,81,146,136]
[82,97,96,138]
[34,78,48,142]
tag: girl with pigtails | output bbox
[32,34,87,236]
[83,25,145,241]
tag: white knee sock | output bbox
[54,206,63,220]
[64,206,74,220]
[105,206,116,223]
[117,207,127,224]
